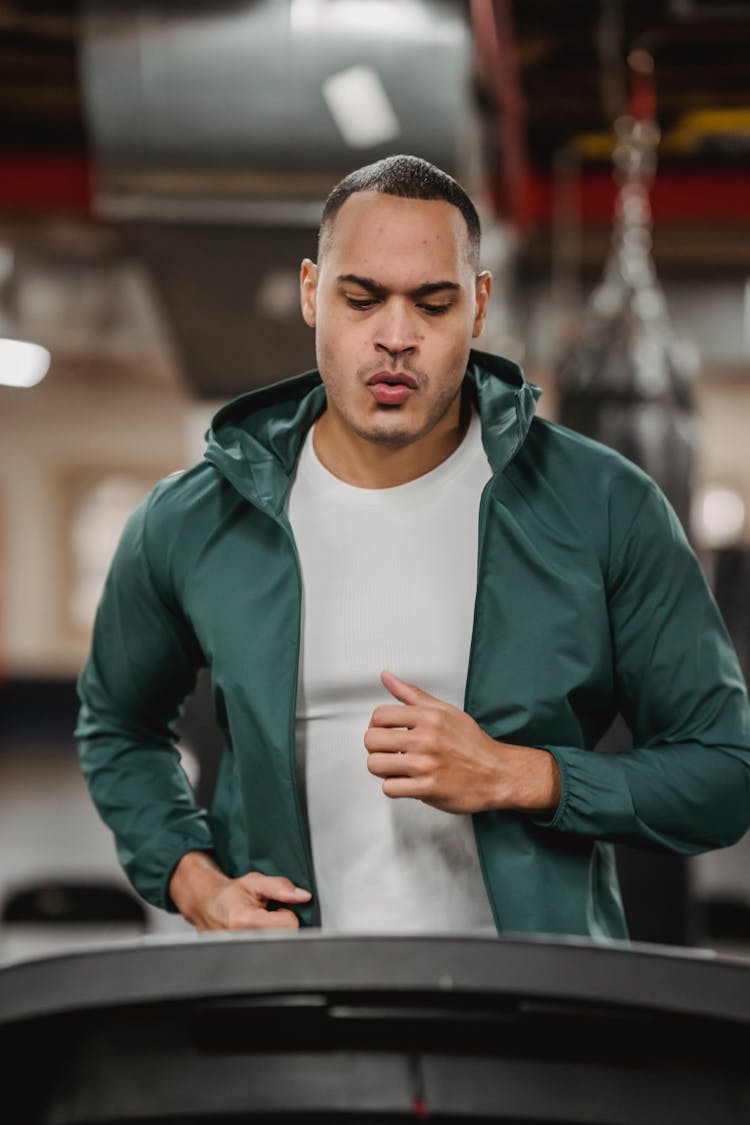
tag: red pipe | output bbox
[470,0,535,234]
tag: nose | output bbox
[373,298,419,358]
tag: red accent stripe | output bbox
[471,0,535,234]
[0,154,93,213]
[0,155,746,226]
[491,168,750,225]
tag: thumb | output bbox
[241,872,312,903]
[380,669,436,706]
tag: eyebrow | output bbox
[336,274,461,299]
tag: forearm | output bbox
[535,739,750,851]
[76,484,213,906]
[77,718,215,908]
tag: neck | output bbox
[313,395,471,489]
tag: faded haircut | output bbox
[318,154,481,271]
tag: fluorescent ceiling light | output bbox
[290,0,460,44]
[0,339,51,388]
[322,65,400,149]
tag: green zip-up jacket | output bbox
[77,349,750,940]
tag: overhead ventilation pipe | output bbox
[80,0,475,398]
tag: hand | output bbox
[364,670,561,816]
[169,851,312,932]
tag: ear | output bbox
[472,270,492,339]
[300,258,318,328]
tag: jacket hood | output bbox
[204,348,540,514]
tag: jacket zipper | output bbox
[277,511,321,926]
[464,474,503,935]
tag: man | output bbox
[77,155,750,940]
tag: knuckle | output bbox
[226,911,249,930]
[418,738,439,762]
[407,766,421,786]
[278,910,300,930]
[261,908,296,930]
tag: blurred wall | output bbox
[0,369,187,678]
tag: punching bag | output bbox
[557,106,699,946]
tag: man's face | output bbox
[300,191,491,450]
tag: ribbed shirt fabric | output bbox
[287,409,496,933]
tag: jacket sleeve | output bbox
[540,477,750,853]
[76,485,215,909]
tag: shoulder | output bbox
[516,416,658,512]
[129,460,242,598]
[142,459,239,531]
[522,415,648,475]
[505,417,676,571]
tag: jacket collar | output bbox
[204,348,540,514]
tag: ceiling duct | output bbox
[80,0,476,397]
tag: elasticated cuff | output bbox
[531,744,636,838]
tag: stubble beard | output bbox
[322,356,466,451]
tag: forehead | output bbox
[322,191,472,281]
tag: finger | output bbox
[381,669,438,706]
[252,907,301,931]
[381,776,434,800]
[368,704,423,729]
[240,872,312,903]
[364,727,410,753]
[367,751,414,778]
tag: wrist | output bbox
[489,740,561,816]
[522,747,562,816]
[169,850,227,924]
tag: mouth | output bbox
[366,371,418,406]
[367,371,418,389]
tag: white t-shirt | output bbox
[287,409,496,933]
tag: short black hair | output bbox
[318,154,481,270]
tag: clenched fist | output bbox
[365,670,560,816]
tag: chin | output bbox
[369,423,426,449]
[352,415,419,449]
[367,431,417,450]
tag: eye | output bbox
[346,297,377,310]
[419,303,451,316]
